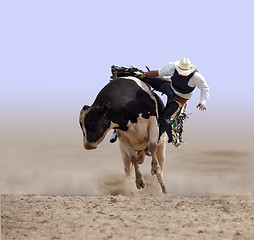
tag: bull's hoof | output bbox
[136,178,146,189]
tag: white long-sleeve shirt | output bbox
[158,62,209,105]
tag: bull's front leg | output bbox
[118,134,145,190]
[119,142,132,176]
[131,154,146,189]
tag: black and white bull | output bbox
[79,77,167,193]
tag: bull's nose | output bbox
[84,143,97,150]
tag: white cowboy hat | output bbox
[174,58,197,76]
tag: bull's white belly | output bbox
[119,115,151,151]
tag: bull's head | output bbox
[79,103,112,150]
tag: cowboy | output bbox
[142,58,209,143]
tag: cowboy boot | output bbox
[110,130,117,143]
[158,101,180,143]
[158,118,174,143]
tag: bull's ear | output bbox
[80,105,90,121]
[82,105,90,112]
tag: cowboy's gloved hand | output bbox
[197,103,206,111]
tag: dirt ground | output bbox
[1,131,254,239]
[1,194,254,240]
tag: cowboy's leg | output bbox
[142,77,171,93]
[141,77,177,143]
[159,101,181,142]
[157,81,174,103]
[141,77,175,102]
[153,82,177,142]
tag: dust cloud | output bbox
[0,133,253,196]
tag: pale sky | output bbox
[1,0,254,146]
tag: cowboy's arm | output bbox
[144,62,175,78]
[193,72,209,111]
[144,70,159,77]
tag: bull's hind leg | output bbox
[148,116,167,193]
[156,134,166,174]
